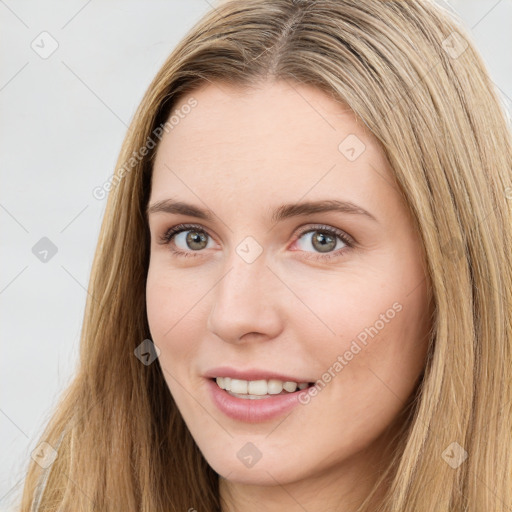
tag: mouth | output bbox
[211,377,315,400]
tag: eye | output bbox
[292,224,354,260]
[158,223,214,258]
[158,223,354,260]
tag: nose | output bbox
[206,249,284,345]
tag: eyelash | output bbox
[158,223,354,261]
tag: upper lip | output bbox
[204,366,313,383]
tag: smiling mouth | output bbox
[211,377,314,399]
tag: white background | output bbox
[1,0,511,509]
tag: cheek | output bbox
[330,283,431,408]
[301,264,430,405]
[146,272,171,342]
[145,267,205,411]
[288,268,407,364]
[145,265,202,362]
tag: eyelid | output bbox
[293,223,355,247]
[158,222,355,259]
[158,222,212,245]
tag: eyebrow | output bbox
[146,198,378,224]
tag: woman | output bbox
[18,0,512,511]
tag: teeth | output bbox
[283,381,297,392]
[248,380,267,395]
[215,377,310,395]
[267,379,283,394]
[230,379,248,394]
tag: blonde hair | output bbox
[17,1,512,510]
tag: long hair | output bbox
[17,1,512,510]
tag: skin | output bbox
[146,80,433,512]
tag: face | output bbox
[146,80,432,489]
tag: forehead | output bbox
[151,80,397,212]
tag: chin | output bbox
[201,444,305,486]
[216,464,289,486]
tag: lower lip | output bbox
[206,378,306,423]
